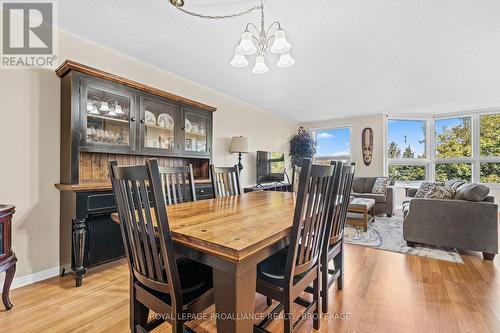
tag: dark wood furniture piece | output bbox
[54,60,216,287]
[0,205,16,311]
[110,160,214,333]
[210,165,241,197]
[290,165,301,192]
[159,165,196,204]
[112,190,298,333]
[320,163,355,313]
[255,159,339,333]
[243,183,292,193]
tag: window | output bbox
[435,163,472,182]
[387,112,499,186]
[435,117,471,158]
[314,128,351,163]
[387,120,426,159]
[388,165,426,182]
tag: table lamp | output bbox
[229,136,249,172]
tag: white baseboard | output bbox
[0,266,60,291]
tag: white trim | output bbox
[0,266,60,291]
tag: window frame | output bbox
[311,126,353,163]
[386,110,500,187]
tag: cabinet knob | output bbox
[131,117,136,122]
[140,119,145,124]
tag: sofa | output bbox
[403,180,498,260]
[351,177,395,217]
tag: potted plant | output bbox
[289,126,316,167]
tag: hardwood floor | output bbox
[1,239,498,332]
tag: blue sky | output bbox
[315,128,350,156]
[435,118,466,137]
[387,120,426,157]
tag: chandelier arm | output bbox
[266,21,282,35]
[265,34,275,46]
[245,23,260,35]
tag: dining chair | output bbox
[255,158,340,333]
[210,164,241,197]
[320,162,355,313]
[158,165,196,204]
[109,160,214,333]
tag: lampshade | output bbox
[229,136,249,153]
[277,52,295,68]
[236,31,257,56]
[252,55,269,74]
[230,52,249,68]
[270,29,291,54]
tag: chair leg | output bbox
[483,252,495,261]
[313,266,321,330]
[284,300,293,333]
[131,298,149,332]
[321,254,329,314]
[266,296,273,307]
[171,321,185,333]
[333,244,344,290]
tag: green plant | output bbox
[289,127,316,166]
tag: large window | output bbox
[314,127,351,164]
[387,119,428,182]
[387,112,500,185]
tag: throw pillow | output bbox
[455,183,490,202]
[414,182,437,198]
[372,177,391,194]
[425,185,456,199]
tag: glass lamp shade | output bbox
[252,55,269,74]
[230,52,249,68]
[277,52,295,68]
[229,136,250,153]
[270,29,291,54]
[236,31,257,56]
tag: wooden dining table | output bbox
[111,190,296,333]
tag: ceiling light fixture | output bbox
[169,0,294,74]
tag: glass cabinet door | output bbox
[141,97,179,153]
[83,83,134,149]
[183,110,210,154]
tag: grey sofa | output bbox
[403,181,498,260]
[351,177,395,217]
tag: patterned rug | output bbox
[344,215,463,264]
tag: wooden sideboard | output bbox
[55,60,216,287]
[0,205,16,310]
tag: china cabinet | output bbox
[0,204,16,310]
[55,60,216,287]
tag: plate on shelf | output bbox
[185,118,192,132]
[158,113,174,129]
[145,110,156,125]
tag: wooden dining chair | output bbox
[210,164,241,198]
[109,160,214,333]
[290,165,301,192]
[255,159,340,333]
[320,162,355,313]
[158,165,196,204]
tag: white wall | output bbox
[300,114,386,177]
[0,29,297,286]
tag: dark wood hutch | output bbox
[55,60,216,287]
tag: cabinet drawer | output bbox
[195,183,214,200]
[86,192,116,213]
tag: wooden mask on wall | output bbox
[362,127,373,166]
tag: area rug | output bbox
[344,215,463,264]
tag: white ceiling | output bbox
[58,0,500,122]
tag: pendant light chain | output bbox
[173,1,266,20]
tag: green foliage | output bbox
[479,114,500,183]
[388,165,425,181]
[480,162,500,183]
[387,141,401,158]
[402,146,415,158]
[436,117,471,158]
[435,163,472,182]
[289,127,316,167]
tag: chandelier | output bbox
[169,0,294,74]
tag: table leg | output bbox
[363,209,368,231]
[213,267,257,333]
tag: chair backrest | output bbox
[210,165,241,198]
[326,162,356,245]
[109,159,183,307]
[284,158,340,283]
[158,165,196,205]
